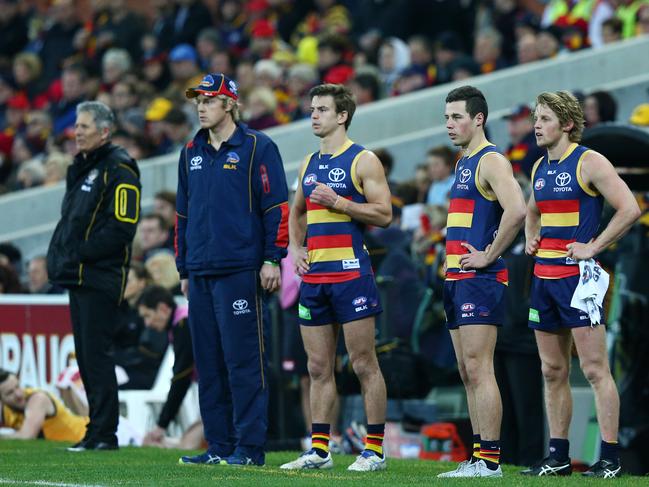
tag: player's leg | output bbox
[572,325,621,477]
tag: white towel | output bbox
[570,259,610,326]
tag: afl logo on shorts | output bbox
[461,303,475,312]
[352,296,367,306]
[304,173,317,185]
[534,178,545,190]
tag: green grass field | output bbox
[0,440,644,486]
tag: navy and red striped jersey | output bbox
[532,143,603,279]
[300,139,372,284]
[445,142,508,284]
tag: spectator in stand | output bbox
[36,0,81,85]
[51,65,88,136]
[101,48,132,94]
[407,35,437,86]
[27,255,64,294]
[0,72,16,131]
[112,130,149,160]
[216,0,249,57]
[93,0,145,61]
[434,31,463,85]
[169,0,213,48]
[246,87,281,131]
[43,151,72,186]
[378,37,410,96]
[145,252,181,296]
[425,145,456,206]
[517,33,540,64]
[137,285,194,446]
[0,262,24,293]
[142,48,171,92]
[504,104,545,177]
[636,4,649,35]
[164,44,203,102]
[317,34,354,85]
[208,50,235,78]
[348,70,381,105]
[144,97,173,156]
[196,28,223,71]
[583,90,618,128]
[137,213,173,261]
[374,148,398,193]
[253,59,284,91]
[393,65,430,96]
[449,56,482,82]
[0,242,22,275]
[15,158,46,190]
[249,19,279,61]
[589,0,617,48]
[0,0,29,67]
[285,63,319,120]
[473,28,507,75]
[536,27,563,59]
[601,17,624,44]
[13,53,48,109]
[414,163,431,204]
[629,103,649,126]
[153,190,177,249]
[162,108,193,153]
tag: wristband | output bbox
[333,195,348,213]
[264,260,280,266]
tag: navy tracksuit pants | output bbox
[187,270,269,463]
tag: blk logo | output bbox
[328,168,346,182]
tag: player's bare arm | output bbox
[460,153,526,270]
[9,392,53,439]
[525,191,542,256]
[566,151,641,260]
[308,151,392,228]
[289,159,310,275]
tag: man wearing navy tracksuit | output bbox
[175,73,289,466]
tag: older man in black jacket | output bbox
[47,101,140,451]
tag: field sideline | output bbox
[0,440,643,486]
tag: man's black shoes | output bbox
[582,459,622,478]
[67,440,118,452]
[520,456,572,476]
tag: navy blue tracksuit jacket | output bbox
[175,123,288,462]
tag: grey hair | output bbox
[76,101,115,133]
[102,48,132,72]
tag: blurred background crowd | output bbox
[2,0,649,194]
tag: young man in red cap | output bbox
[175,73,289,466]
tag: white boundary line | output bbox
[0,480,105,487]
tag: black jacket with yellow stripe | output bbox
[47,142,141,302]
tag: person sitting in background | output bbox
[601,17,623,44]
[583,90,617,128]
[145,252,182,295]
[425,145,456,206]
[504,105,545,177]
[136,285,194,447]
[629,103,649,127]
[137,213,173,261]
[28,255,64,294]
[153,190,177,249]
[0,369,87,442]
[113,262,168,390]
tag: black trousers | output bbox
[494,351,545,466]
[69,287,119,444]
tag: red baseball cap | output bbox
[185,73,239,100]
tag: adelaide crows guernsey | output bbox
[300,139,372,284]
[532,143,603,279]
[445,141,508,284]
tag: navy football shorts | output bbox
[443,278,505,330]
[528,274,598,330]
[298,274,382,326]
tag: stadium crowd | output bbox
[2,0,649,195]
